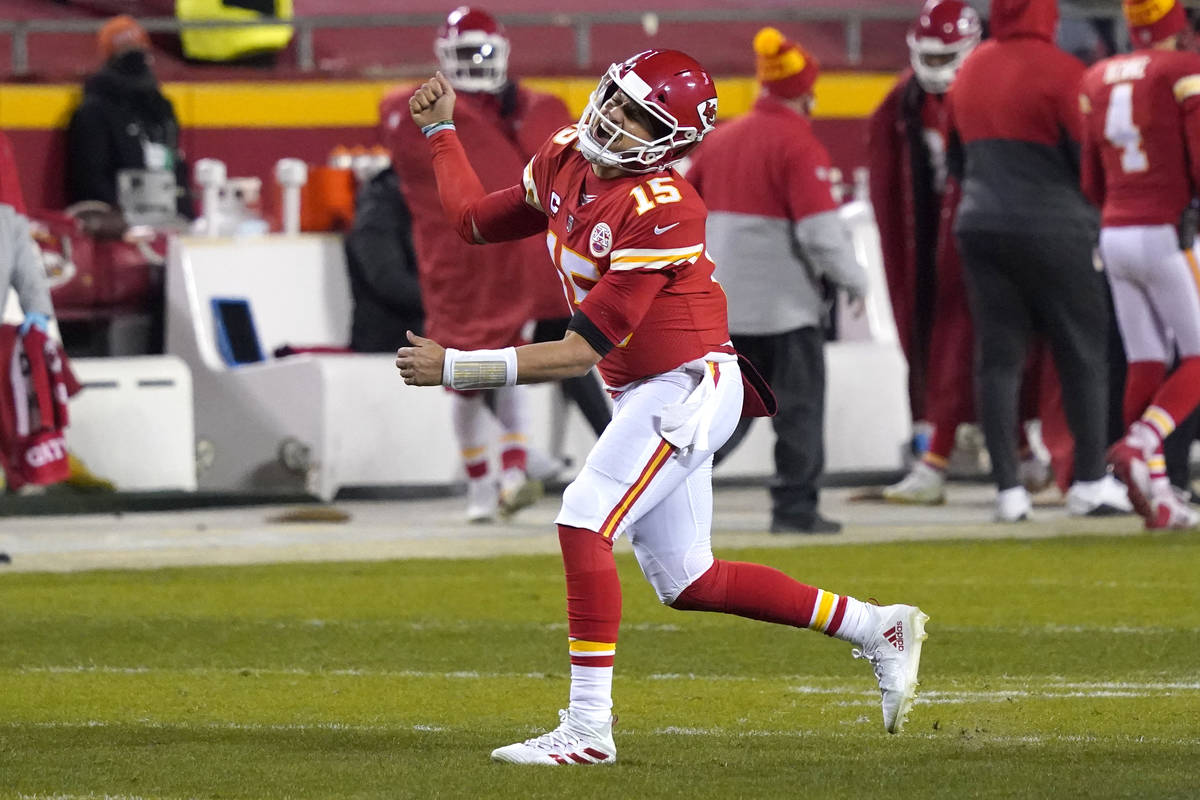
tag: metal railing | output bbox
[0,5,1132,77]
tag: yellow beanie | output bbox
[754,27,819,99]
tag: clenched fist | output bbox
[409,72,457,129]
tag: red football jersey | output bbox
[1080,49,1200,227]
[523,126,732,388]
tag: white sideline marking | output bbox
[18,795,170,800]
[13,666,1200,699]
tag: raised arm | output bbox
[409,72,547,244]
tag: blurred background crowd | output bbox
[1,0,1197,534]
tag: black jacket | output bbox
[345,168,424,352]
[66,55,194,218]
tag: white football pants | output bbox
[556,354,744,605]
[1099,224,1200,362]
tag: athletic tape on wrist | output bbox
[442,347,518,390]
[421,120,456,137]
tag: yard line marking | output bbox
[650,727,1200,746]
[8,720,1197,748]
[11,666,1200,695]
[6,720,441,734]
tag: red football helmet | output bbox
[435,7,510,92]
[577,50,718,174]
[907,0,982,94]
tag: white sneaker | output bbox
[499,467,543,518]
[995,486,1032,522]
[466,477,499,523]
[882,462,946,505]
[852,604,929,734]
[1147,487,1200,530]
[1066,474,1133,516]
[490,709,616,765]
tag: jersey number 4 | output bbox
[1104,82,1148,173]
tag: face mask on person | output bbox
[110,49,152,77]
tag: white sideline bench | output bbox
[164,233,600,500]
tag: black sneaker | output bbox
[770,514,842,534]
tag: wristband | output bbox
[442,347,518,390]
[421,120,456,138]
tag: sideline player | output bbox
[1082,0,1200,529]
[872,0,982,504]
[382,7,569,522]
[396,51,929,764]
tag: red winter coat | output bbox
[381,83,572,350]
[0,130,26,214]
[868,72,969,426]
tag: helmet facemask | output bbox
[577,63,695,174]
[435,29,510,93]
[907,32,976,94]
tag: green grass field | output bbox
[1,533,1198,799]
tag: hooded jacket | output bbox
[67,54,194,218]
[949,0,1098,235]
[382,82,571,350]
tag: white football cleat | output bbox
[490,709,616,765]
[882,462,946,505]
[995,486,1032,522]
[1147,487,1200,530]
[1107,439,1152,523]
[852,604,929,734]
[466,477,499,524]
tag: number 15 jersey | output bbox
[522,125,733,389]
[1080,48,1200,227]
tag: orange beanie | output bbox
[98,15,150,61]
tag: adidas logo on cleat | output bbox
[883,621,904,651]
[548,748,612,765]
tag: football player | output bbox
[382,7,574,522]
[1081,0,1200,529]
[397,49,929,764]
[871,0,989,504]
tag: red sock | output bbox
[1124,361,1167,428]
[558,525,621,665]
[671,559,847,635]
[1147,356,1200,431]
[501,446,527,473]
[922,427,954,468]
